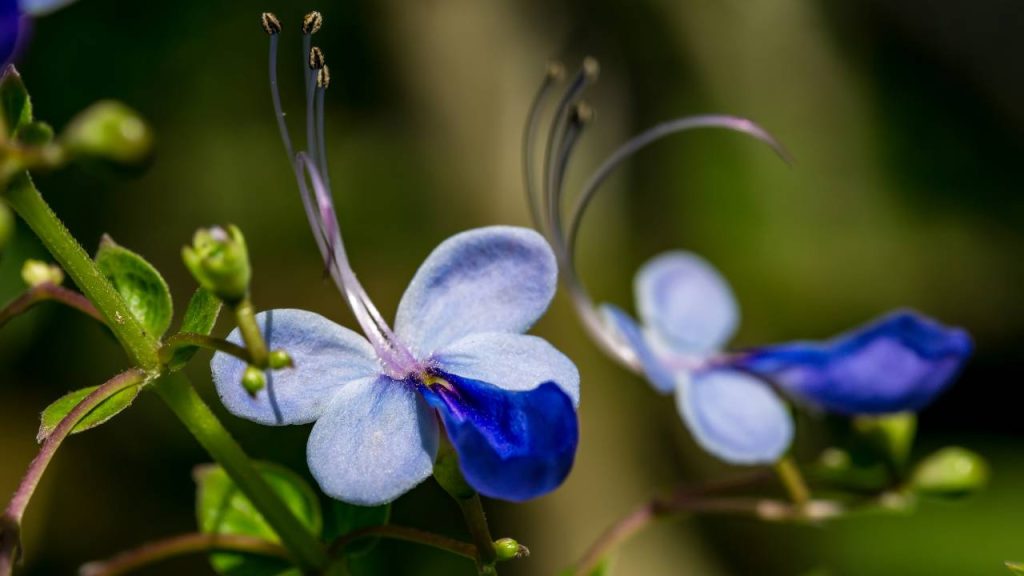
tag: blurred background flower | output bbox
[1,0,1022,574]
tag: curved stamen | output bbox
[566,115,791,261]
[315,73,331,190]
[295,153,420,376]
[522,62,565,230]
[553,115,792,370]
[541,58,599,240]
[266,32,294,160]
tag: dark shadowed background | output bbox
[1,0,1022,574]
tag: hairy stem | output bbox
[1,369,147,576]
[3,172,159,368]
[0,282,104,329]
[459,494,497,574]
[159,333,252,366]
[2,173,328,571]
[79,533,290,576]
[329,524,477,561]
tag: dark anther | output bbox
[317,65,331,89]
[309,46,326,70]
[302,11,323,35]
[260,12,282,35]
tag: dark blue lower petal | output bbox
[420,373,578,502]
[0,0,20,64]
[733,309,972,414]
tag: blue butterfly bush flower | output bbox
[519,59,972,466]
[210,15,580,506]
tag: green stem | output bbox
[154,375,328,570]
[0,282,104,329]
[159,333,252,366]
[1,369,147,576]
[4,172,159,369]
[2,172,328,571]
[233,298,268,367]
[458,494,497,574]
[79,533,290,576]
[329,524,477,561]
[775,456,811,506]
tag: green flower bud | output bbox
[853,412,916,470]
[241,366,266,397]
[61,101,153,168]
[182,225,251,305]
[1005,561,1024,574]
[0,202,12,255]
[910,446,988,498]
[493,538,529,562]
[21,259,64,287]
[268,349,294,370]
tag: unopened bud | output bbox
[910,446,988,498]
[309,46,325,70]
[21,259,64,287]
[182,225,251,304]
[62,101,153,167]
[493,538,529,562]
[302,11,322,35]
[242,365,266,397]
[853,412,916,470]
[268,349,294,369]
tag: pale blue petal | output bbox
[394,226,557,357]
[308,376,439,506]
[676,369,793,465]
[432,331,580,406]
[212,309,380,426]
[600,304,677,394]
[636,251,739,355]
[18,0,76,16]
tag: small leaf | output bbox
[0,65,32,138]
[325,501,390,557]
[195,462,322,576]
[95,235,173,339]
[37,384,141,443]
[15,121,54,147]
[166,288,222,371]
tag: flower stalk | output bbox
[79,533,290,576]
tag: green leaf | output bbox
[195,462,322,576]
[15,121,54,147]
[166,288,223,371]
[559,558,611,576]
[0,65,32,138]
[1006,561,1024,574]
[95,235,173,339]
[37,384,141,443]
[325,501,390,557]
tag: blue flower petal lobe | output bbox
[600,304,678,394]
[735,309,972,414]
[308,376,439,505]
[635,251,739,355]
[421,373,578,502]
[394,226,557,357]
[212,309,381,425]
[676,369,793,464]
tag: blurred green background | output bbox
[2,0,1022,574]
